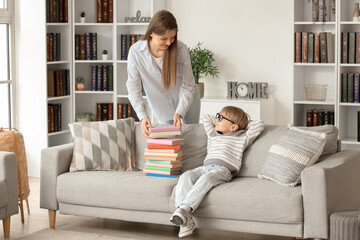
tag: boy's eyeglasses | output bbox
[216,113,235,124]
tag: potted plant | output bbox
[102,49,108,60]
[76,76,85,91]
[79,11,86,23]
[75,112,93,122]
[188,42,219,98]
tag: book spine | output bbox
[121,34,126,60]
[342,32,348,63]
[348,73,354,102]
[63,0,68,23]
[97,65,102,91]
[56,0,60,22]
[312,0,319,22]
[330,0,335,21]
[326,33,334,63]
[122,103,128,118]
[97,103,102,121]
[91,33,97,60]
[102,103,108,121]
[53,104,58,131]
[117,103,122,119]
[80,34,86,60]
[108,0,113,23]
[319,32,327,63]
[302,32,308,63]
[59,0,63,22]
[46,33,50,61]
[307,33,314,63]
[53,33,57,61]
[48,105,51,133]
[318,110,325,126]
[108,103,113,120]
[61,69,66,96]
[97,0,102,23]
[91,65,97,91]
[314,33,320,63]
[358,111,360,142]
[342,73,348,102]
[307,110,313,127]
[57,103,62,131]
[107,65,113,91]
[75,34,80,60]
[295,32,301,63]
[356,33,360,64]
[66,69,70,95]
[349,32,356,64]
[324,0,330,22]
[354,73,360,103]
[56,70,61,96]
[102,65,107,91]
[85,33,91,60]
[102,0,108,23]
[48,104,54,132]
[126,34,131,59]
[49,0,53,23]
[312,110,318,126]
[318,0,324,22]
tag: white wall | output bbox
[167,0,294,125]
[15,0,47,177]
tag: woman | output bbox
[126,10,200,138]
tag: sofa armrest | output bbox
[40,143,73,210]
[0,152,19,216]
[301,150,360,239]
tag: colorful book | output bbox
[143,169,180,175]
[145,162,182,168]
[149,131,181,138]
[144,151,182,157]
[147,138,184,146]
[145,148,179,153]
[146,160,182,165]
[150,126,181,133]
[144,155,183,161]
[144,165,182,172]
[147,143,181,149]
[146,173,180,178]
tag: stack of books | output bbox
[143,126,184,178]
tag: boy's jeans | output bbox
[175,164,232,211]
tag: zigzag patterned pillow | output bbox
[258,125,327,187]
[68,118,135,172]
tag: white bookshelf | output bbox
[72,0,164,122]
[293,0,360,150]
[46,1,73,147]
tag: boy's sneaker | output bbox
[178,215,195,238]
[170,208,188,226]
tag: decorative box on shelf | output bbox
[305,84,328,101]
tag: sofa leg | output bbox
[48,210,56,229]
[2,216,10,238]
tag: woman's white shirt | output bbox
[126,40,196,122]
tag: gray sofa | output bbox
[40,124,360,239]
[0,152,19,238]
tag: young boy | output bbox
[170,106,264,238]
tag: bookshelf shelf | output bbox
[47,61,71,65]
[294,21,336,25]
[48,129,71,137]
[339,102,360,106]
[116,60,127,63]
[116,23,149,26]
[74,23,114,26]
[294,100,335,105]
[294,63,336,67]
[48,95,71,101]
[75,91,114,94]
[46,23,71,26]
[75,60,114,63]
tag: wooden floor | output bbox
[1,178,295,240]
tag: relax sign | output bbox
[227,82,268,99]
[124,10,151,23]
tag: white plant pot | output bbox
[80,17,85,23]
[102,54,108,60]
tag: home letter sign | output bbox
[227,82,268,99]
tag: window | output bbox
[0,0,13,128]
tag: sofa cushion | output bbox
[68,118,135,172]
[169,177,303,224]
[258,125,326,187]
[0,180,8,208]
[135,123,207,172]
[57,171,178,212]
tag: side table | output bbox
[0,128,30,224]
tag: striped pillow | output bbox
[68,118,135,172]
[258,125,326,187]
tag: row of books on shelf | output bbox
[95,103,139,121]
[96,0,114,23]
[75,33,97,60]
[341,32,360,64]
[46,0,68,23]
[120,34,144,60]
[48,103,62,133]
[295,32,334,63]
[341,73,360,103]
[311,0,336,22]
[46,33,61,62]
[47,69,70,97]
[90,65,113,91]
[306,109,334,127]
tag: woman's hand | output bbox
[173,113,182,127]
[141,117,152,138]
